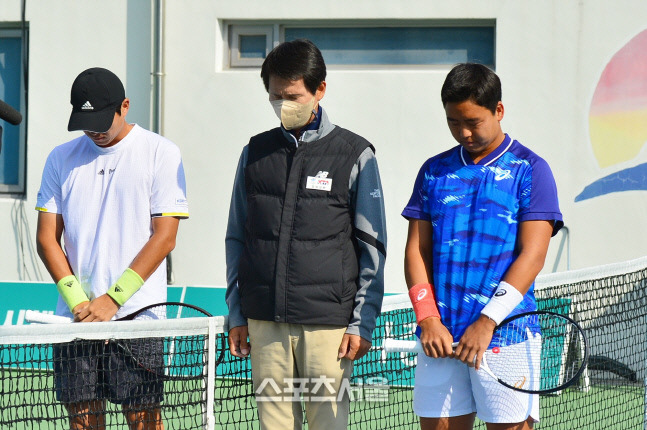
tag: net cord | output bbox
[0,315,228,345]
[535,254,647,288]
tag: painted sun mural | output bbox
[575,28,647,202]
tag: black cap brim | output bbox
[67,104,118,132]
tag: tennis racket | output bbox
[26,302,221,381]
[383,310,588,394]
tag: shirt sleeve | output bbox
[519,157,564,236]
[150,141,189,218]
[35,150,62,213]
[347,147,387,341]
[401,158,433,222]
[225,147,249,329]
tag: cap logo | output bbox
[81,101,94,111]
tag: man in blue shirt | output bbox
[402,63,563,430]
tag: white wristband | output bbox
[480,281,524,326]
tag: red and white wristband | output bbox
[408,283,441,324]
[480,281,524,326]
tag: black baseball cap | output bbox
[68,67,125,132]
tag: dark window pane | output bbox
[239,35,267,59]
[284,27,494,66]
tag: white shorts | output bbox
[413,338,540,424]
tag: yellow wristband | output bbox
[56,275,89,312]
[106,268,145,306]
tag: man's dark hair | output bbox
[261,39,327,95]
[441,63,501,114]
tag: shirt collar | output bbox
[299,104,322,134]
[281,105,330,147]
[460,134,513,166]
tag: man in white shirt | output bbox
[35,67,189,429]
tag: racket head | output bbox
[114,302,213,381]
[117,302,212,321]
[483,310,588,394]
[27,303,223,380]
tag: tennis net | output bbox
[1,255,646,429]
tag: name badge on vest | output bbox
[306,171,332,192]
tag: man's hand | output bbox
[454,315,496,369]
[73,295,119,322]
[71,301,90,321]
[228,325,250,358]
[338,333,371,360]
[418,316,454,358]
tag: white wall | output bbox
[1,0,646,294]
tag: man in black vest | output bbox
[225,39,387,429]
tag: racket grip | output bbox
[25,310,73,324]
[383,339,424,353]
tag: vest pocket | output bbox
[240,284,273,320]
[288,239,343,294]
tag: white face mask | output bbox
[270,96,317,130]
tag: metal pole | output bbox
[152,0,174,284]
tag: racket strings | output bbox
[113,303,213,380]
[490,313,587,393]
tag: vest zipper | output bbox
[282,140,306,322]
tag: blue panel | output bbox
[239,35,267,59]
[167,285,185,302]
[182,286,229,316]
[284,27,494,66]
[0,36,22,186]
[0,282,58,325]
[0,283,230,325]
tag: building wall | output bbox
[1,0,646,294]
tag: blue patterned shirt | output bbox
[403,134,563,344]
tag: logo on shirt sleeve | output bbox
[493,167,512,181]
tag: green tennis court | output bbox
[2,369,644,429]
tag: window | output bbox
[226,21,495,69]
[0,27,26,194]
[229,25,273,67]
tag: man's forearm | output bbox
[225,231,246,328]
[36,212,74,282]
[225,147,249,329]
[404,219,434,288]
[128,216,179,281]
[347,245,385,340]
[500,220,553,294]
[37,236,75,283]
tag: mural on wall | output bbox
[575,29,647,202]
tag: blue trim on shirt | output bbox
[460,134,513,166]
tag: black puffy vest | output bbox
[238,126,373,326]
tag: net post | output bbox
[205,316,218,430]
[644,362,647,430]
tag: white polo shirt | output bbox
[36,124,189,319]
